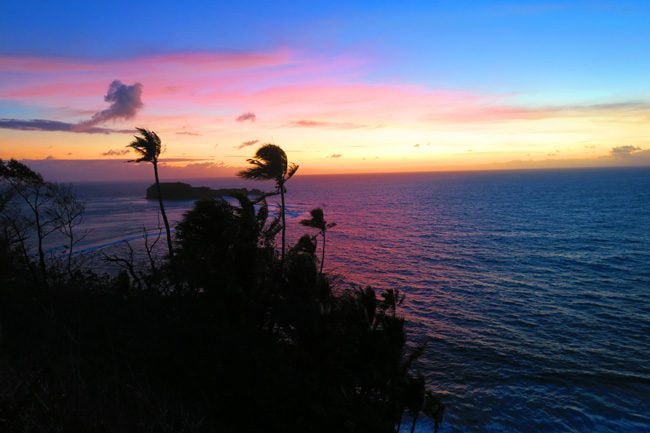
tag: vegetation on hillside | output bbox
[0,144,444,433]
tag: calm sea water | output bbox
[67,168,650,433]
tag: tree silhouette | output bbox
[238,144,298,265]
[300,207,336,274]
[0,159,60,277]
[46,183,86,275]
[126,128,173,258]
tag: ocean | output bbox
[64,167,650,433]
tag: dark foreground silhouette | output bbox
[0,151,443,433]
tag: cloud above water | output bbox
[610,145,642,158]
[102,148,131,156]
[15,158,239,182]
[290,119,369,129]
[0,80,143,134]
[3,51,650,173]
[238,139,259,149]
[236,112,256,122]
[0,118,133,134]
[75,80,143,131]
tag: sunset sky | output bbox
[1,0,650,181]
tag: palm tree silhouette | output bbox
[405,375,425,433]
[238,144,298,264]
[423,391,445,433]
[127,128,174,258]
[300,207,336,274]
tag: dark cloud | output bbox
[610,145,642,158]
[414,143,420,148]
[329,154,342,158]
[75,80,143,131]
[238,139,259,149]
[175,131,201,136]
[0,80,142,135]
[0,118,133,134]
[236,112,256,122]
[45,155,56,160]
[102,148,131,156]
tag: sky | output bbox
[1,0,650,181]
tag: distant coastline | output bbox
[146,182,264,200]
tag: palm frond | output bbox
[300,207,328,231]
[237,165,270,180]
[126,128,162,164]
[238,144,293,185]
[286,163,299,180]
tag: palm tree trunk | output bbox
[320,231,325,274]
[409,414,419,433]
[279,182,286,265]
[153,161,174,258]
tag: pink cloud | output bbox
[1,49,620,132]
[236,112,256,122]
[238,139,259,149]
[290,119,370,129]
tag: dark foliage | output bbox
[300,207,336,274]
[0,160,443,433]
[238,144,299,265]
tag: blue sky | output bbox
[4,1,649,97]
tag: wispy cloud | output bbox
[610,145,642,158]
[236,112,256,122]
[290,119,369,129]
[329,153,342,158]
[0,51,293,74]
[159,157,210,162]
[0,118,133,134]
[102,148,130,156]
[238,139,259,149]
[15,158,239,182]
